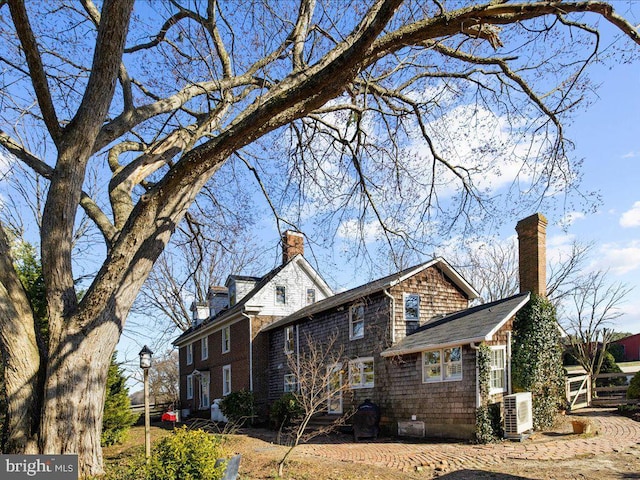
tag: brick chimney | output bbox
[515,213,547,297]
[282,230,304,264]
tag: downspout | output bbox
[383,289,396,344]
[296,324,300,378]
[506,331,512,394]
[470,342,481,408]
[242,312,253,391]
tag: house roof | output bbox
[262,257,479,333]
[380,292,530,357]
[172,254,332,346]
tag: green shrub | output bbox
[628,371,640,399]
[607,343,625,363]
[105,427,227,480]
[102,353,139,446]
[598,351,626,387]
[269,393,303,430]
[219,390,255,425]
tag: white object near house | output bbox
[503,392,533,439]
[211,398,228,423]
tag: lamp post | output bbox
[139,345,153,462]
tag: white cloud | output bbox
[336,219,383,244]
[620,201,640,228]
[593,240,640,276]
[622,151,640,159]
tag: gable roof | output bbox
[262,257,479,333]
[380,292,530,357]
[173,254,332,346]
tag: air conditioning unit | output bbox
[503,392,533,439]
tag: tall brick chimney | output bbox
[515,213,547,297]
[282,230,304,264]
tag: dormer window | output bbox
[275,285,286,304]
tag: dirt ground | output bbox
[104,416,640,480]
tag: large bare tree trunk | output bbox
[39,322,119,477]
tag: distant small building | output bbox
[613,333,640,362]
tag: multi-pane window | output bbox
[284,325,295,354]
[222,365,232,396]
[222,326,230,353]
[443,347,462,380]
[201,336,209,360]
[404,293,420,322]
[422,346,463,383]
[275,285,286,304]
[284,373,297,392]
[306,288,316,305]
[490,347,506,393]
[186,343,193,365]
[186,374,194,399]
[349,304,365,339]
[349,358,375,388]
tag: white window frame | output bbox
[422,346,463,383]
[222,365,232,396]
[404,293,420,322]
[201,336,209,360]
[284,325,295,354]
[221,326,231,354]
[186,374,194,400]
[489,346,507,394]
[306,287,316,305]
[349,304,365,340]
[283,373,297,392]
[186,343,193,365]
[275,285,287,304]
[349,357,375,389]
[199,371,210,409]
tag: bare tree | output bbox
[447,238,592,304]
[0,1,638,476]
[148,349,179,406]
[565,270,633,392]
[277,331,350,477]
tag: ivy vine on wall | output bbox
[512,294,565,430]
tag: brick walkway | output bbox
[295,409,640,472]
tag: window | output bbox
[222,326,230,354]
[306,288,316,305]
[284,373,297,392]
[404,293,420,322]
[490,347,506,393]
[199,371,210,409]
[186,374,194,400]
[284,325,295,354]
[201,336,209,360]
[186,344,193,365]
[443,347,462,380]
[222,365,232,396]
[349,304,364,339]
[349,358,374,388]
[422,346,463,383]
[275,285,286,304]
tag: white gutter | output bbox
[383,289,396,344]
[381,336,488,357]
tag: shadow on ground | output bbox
[435,470,533,479]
